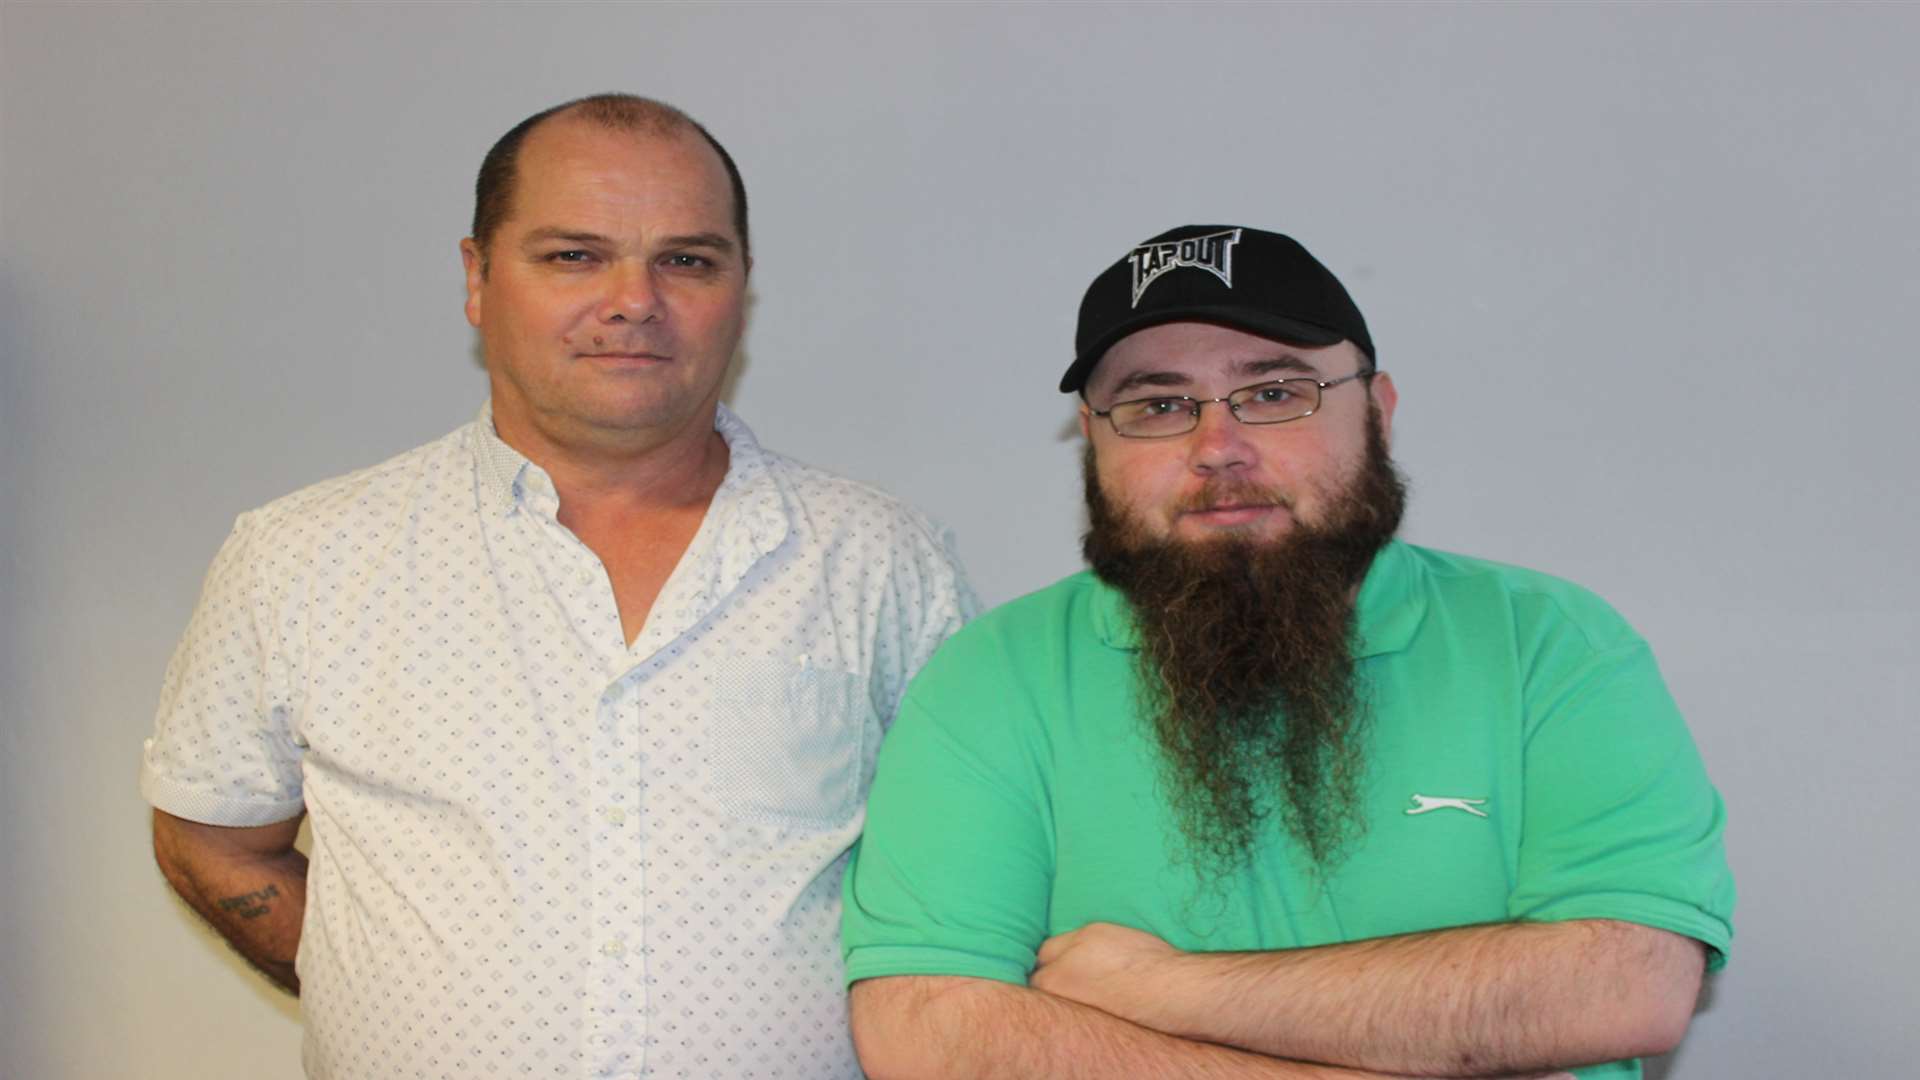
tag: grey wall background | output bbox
[4,2,1915,1076]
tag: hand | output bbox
[1030,921,1185,1030]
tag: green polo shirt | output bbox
[843,541,1734,1077]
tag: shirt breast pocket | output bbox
[710,662,871,829]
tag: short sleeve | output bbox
[1509,605,1735,972]
[842,629,1050,987]
[139,512,307,825]
[873,514,981,727]
[912,521,982,669]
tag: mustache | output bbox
[1176,478,1294,515]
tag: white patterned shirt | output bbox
[141,403,977,1079]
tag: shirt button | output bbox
[601,940,626,958]
[602,806,627,825]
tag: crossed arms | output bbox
[851,916,1704,1079]
[151,797,1707,1071]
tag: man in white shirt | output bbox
[142,93,975,1079]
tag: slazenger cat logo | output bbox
[1405,794,1489,818]
[1129,228,1242,307]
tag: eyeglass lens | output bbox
[1108,379,1321,437]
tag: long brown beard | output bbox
[1082,404,1407,874]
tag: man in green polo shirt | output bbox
[842,225,1734,1079]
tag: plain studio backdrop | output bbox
[3,3,1914,1076]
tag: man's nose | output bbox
[1186,400,1256,474]
[600,262,663,324]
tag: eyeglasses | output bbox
[1090,370,1377,438]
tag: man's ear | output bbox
[460,238,485,328]
[1369,370,1398,443]
[1078,405,1093,441]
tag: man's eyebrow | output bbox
[519,227,611,246]
[659,231,737,254]
[514,228,738,255]
[1106,353,1324,398]
[1239,354,1322,378]
[1106,369,1195,398]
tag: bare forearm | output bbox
[1150,920,1702,1075]
[851,975,1398,1080]
[151,810,308,994]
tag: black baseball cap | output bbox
[1061,225,1375,394]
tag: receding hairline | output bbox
[545,94,702,141]
[470,92,751,266]
[521,102,728,184]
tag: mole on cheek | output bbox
[561,335,573,346]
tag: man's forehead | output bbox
[509,119,731,215]
[522,117,714,176]
[1090,324,1352,388]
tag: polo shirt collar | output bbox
[1352,540,1424,657]
[1090,539,1427,659]
[1090,572,1141,651]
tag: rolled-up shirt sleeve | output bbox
[140,510,307,826]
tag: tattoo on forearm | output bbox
[215,884,281,920]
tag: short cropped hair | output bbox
[470,93,750,272]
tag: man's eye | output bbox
[665,253,713,269]
[546,250,593,264]
[1251,385,1298,404]
[1139,399,1186,416]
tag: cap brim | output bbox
[1060,307,1350,394]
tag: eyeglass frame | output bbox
[1088,369,1379,438]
